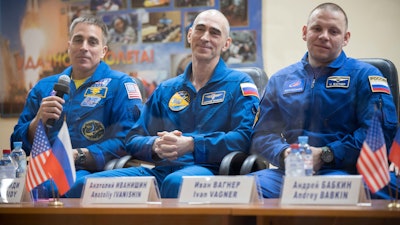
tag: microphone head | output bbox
[59,74,71,86]
[54,75,70,95]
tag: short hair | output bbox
[192,9,230,37]
[69,15,109,45]
[308,2,348,30]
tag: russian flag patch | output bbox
[368,75,390,94]
[240,82,259,98]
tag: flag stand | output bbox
[48,179,64,207]
[387,175,400,208]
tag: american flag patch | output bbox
[240,82,259,98]
[368,76,390,94]
[125,82,142,100]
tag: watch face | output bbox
[78,155,86,164]
[76,149,86,165]
[322,148,334,163]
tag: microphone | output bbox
[46,75,71,128]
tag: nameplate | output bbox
[0,178,26,203]
[81,176,160,204]
[178,175,262,204]
[280,175,370,205]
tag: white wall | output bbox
[1,0,399,150]
[264,0,400,77]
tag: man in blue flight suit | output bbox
[66,9,260,198]
[250,3,398,199]
[11,15,143,197]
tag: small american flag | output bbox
[124,82,142,100]
[25,120,52,192]
[357,112,390,193]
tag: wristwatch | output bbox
[75,148,86,165]
[321,146,334,163]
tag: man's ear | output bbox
[101,45,108,59]
[302,25,307,41]
[222,37,232,52]
[187,28,193,45]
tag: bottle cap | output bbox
[13,141,22,148]
[290,143,299,149]
[298,136,308,143]
[3,149,11,154]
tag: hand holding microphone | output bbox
[45,75,71,128]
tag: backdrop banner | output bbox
[0,0,263,117]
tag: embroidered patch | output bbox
[283,79,305,94]
[81,120,105,141]
[369,76,390,94]
[326,76,350,88]
[84,87,108,98]
[169,91,190,111]
[81,97,101,107]
[92,78,111,87]
[201,91,225,105]
[125,82,142,100]
[240,82,259,98]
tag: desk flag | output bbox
[357,112,390,193]
[389,128,400,168]
[44,121,76,195]
[25,120,52,192]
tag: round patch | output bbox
[81,120,105,141]
[169,91,190,111]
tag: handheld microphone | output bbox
[46,75,71,128]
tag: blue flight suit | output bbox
[11,61,142,196]
[66,58,260,198]
[250,52,398,199]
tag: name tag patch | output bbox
[201,91,225,105]
[326,76,350,88]
[81,97,101,107]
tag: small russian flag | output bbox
[240,82,259,98]
[369,76,391,94]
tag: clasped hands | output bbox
[152,130,194,161]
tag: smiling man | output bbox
[65,9,260,198]
[11,15,143,197]
[249,3,398,199]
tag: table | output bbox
[0,198,399,225]
[0,198,251,225]
[232,199,400,225]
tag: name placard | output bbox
[178,175,262,204]
[280,175,370,205]
[0,178,26,203]
[81,176,160,204]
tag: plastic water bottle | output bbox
[285,143,305,177]
[298,136,313,176]
[0,149,17,179]
[11,141,27,178]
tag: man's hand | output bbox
[389,162,399,176]
[37,96,65,125]
[310,146,324,173]
[28,96,65,143]
[152,130,194,161]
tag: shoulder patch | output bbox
[240,82,259,98]
[368,75,390,94]
[125,82,142,100]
